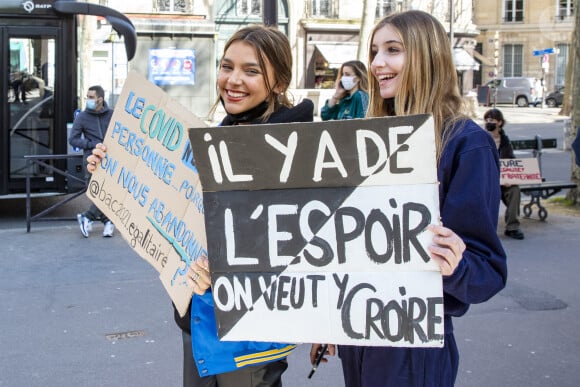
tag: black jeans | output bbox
[81,172,109,223]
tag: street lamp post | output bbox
[493,31,499,107]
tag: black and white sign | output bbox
[189,115,444,347]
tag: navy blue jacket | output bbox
[339,118,508,387]
[438,119,507,322]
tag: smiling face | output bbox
[217,41,276,116]
[370,24,406,100]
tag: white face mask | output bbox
[340,76,356,91]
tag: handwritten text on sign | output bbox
[189,115,444,347]
[88,71,207,317]
[500,158,542,185]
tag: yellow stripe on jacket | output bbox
[234,345,297,368]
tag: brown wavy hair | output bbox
[210,25,293,121]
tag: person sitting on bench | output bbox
[484,108,525,240]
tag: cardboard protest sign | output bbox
[500,158,542,185]
[189,114,444,347]
[87,70,207,317]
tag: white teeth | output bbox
[227,90,247,98]
[378,74,395,80]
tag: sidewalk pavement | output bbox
[1,200,579,387]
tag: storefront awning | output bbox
[453,48,480,72]
[315,44,359,69]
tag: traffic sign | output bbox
[533,48,555,56]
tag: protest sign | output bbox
[189,114,444,347]
[500,158,542,185]
[88,70,207,317]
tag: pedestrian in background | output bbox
[484,108,525,240]
[311,10,507,387]
[321,60,368,120]
[10,69,27,103]
[69,85,115,238]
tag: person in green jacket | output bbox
[321,60,369,120]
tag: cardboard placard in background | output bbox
[500,158,542,185]
[88,70,207,317]
[189,114,444,347]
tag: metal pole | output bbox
[263,0,278,27]
[493,31,499,108]
[449,0,454,48]
[540,57,544,108]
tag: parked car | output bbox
[544,87,564,108]
[483,77,540,107]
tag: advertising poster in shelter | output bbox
[189,115,444,347]
[87,70,207,317]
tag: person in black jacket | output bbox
[87,26,313,387]
[69,85,115,238]
[484,108,525,240]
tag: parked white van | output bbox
[484,77,540,107]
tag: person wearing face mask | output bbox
[68,85,115,238]
[321,60,369,120]
[484,108,525,240]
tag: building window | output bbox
[156,0,192,13]
[504,0,524,22]
[502,44,523,76]
[558,0,574,19]
[555,44,569,87]
[376,0,403,18]
[311,0,333,17]
[238,0,261,16]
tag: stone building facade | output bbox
[474,0,574,93]
[95,0,573,115]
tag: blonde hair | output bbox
[210,25,293,121]
[367,10,466,160]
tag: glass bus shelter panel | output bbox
[8,36,56,182]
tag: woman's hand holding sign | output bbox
[87,143,107,174]
[188,256,211,295]
[427,224,466,277]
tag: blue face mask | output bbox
[85,99,97,110]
